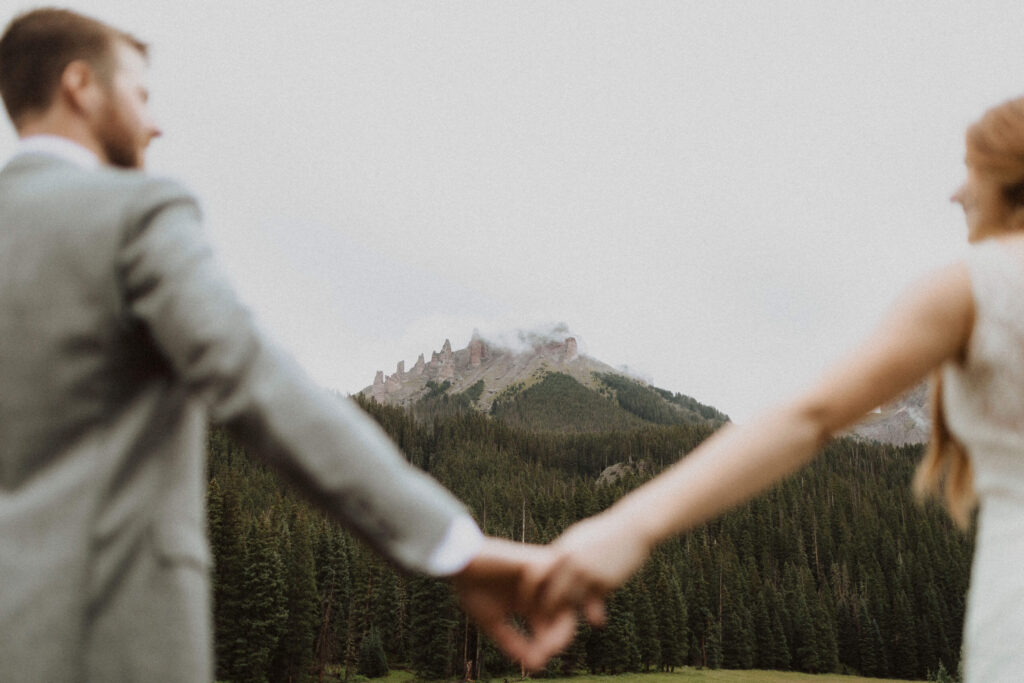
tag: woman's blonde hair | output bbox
[913,372,976,529]
[913,96,1024,528]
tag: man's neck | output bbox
[17,113,108,165]
[15,134,101,169]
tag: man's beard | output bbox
[94,98,144,169]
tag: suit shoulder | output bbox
[98,171,205,239]
[102,169,200,214]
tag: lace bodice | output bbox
[943,239,1024,500]
[941,238,1024,682]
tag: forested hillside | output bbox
[206,384,971,682]
[489,371,727,433]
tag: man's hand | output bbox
[451,537,577,671]
[530,509,655,626]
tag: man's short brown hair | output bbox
[0,8,147,127]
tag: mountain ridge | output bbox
[364,331,634,411]
[362,329,927,443]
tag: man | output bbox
[0,8,573,681]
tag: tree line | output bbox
[206,393,972,682]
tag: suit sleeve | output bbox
[115,179,471,574]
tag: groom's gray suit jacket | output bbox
[0,153,466,682]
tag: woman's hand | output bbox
[451,537,578,671]
[534,509,657,625]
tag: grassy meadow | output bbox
[369,669,926,683]
[534,672,925,683]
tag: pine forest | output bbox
[206,372,972,682]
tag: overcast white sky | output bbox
[3,2,1023,421]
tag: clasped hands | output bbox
[450,509,654,671]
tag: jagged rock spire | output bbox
[469,331,485,367]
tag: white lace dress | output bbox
[942,239,1024,682]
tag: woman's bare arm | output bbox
[540,261,975,618]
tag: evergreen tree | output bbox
[933,660,959,683]
[811,588,839,673]
[312,523,349,678]
[632,576,660,670]
[768,605,792,671]
[586,585,640,673]
[558,621,590,677]
[752,589,774,670]
[346,546,376,663]
[857,598,885,678]
[719,549,754,670]
[835,597,860,673]
[371,566,405,663]
[684,547,714,667]
[236,513,287,683]
[208,479,247,680]
[652,559,687,671]
[269,513,320,682]
[358,627,389,678]
[721,601,755,669]
[786,566,821,673]
[890,586,920,679]
[704,618,723,669]
[407,576,458,679]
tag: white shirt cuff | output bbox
[424,514,484,576]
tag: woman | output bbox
[541,96,1024,681]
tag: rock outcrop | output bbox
[362,332,621,410]
[847,382,930,446]
[469,332,486,367]
[597,459,651,486]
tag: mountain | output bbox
[846,382,930,446]
[361,331,728,432]
[363,330,932,443]
[364,332,599,409]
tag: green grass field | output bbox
[371,668,925,683]
[532,672,924,683]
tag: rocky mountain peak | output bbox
[362,332,612,410]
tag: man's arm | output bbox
[117,180,463,570]
[117,179,577,666]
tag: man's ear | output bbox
[60,60,104,116]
